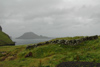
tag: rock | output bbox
[0,25,2,31]
[37,43,44,46]
[52,40,56,43]
[92,35,98,40]
[49,41,53,43]
[45,41,50,44]
[25,52,33,58]
[26,45,37,49]
[56,35,98,46]
[55,40,60,43]
[64,40,68,45]
[60,40,66,44]
[84,35,98,41]
[56,61,100,67]
[57,40,61,43]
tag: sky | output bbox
[0,0,100,38]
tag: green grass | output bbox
[0,30,14,46]
[51,36,84,41]
[0,36,100,67]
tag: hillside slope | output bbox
[0,30,15,46]
[0,36,100,67]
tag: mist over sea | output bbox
[12,38,53,45]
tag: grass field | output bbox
[0,36,100,67]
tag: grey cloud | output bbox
[1,0,100,37]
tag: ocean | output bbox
[12,38,53,45]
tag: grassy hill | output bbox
[0,30,15,46]
[0,36,100,67]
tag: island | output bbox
[16,32,49,39]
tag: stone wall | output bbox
[26,35,98,49]
[49,35,98,45]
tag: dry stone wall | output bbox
[50,35,98,45]
[26,35,98,49]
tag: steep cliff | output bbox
[0,26,15,46]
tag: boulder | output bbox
[64,40,68,45]
[26,45,37,49]
[45,41,50,44]
[25,52,33,58]
[56,61,100,67]
[60,40,66,44]
[37,43,44,46]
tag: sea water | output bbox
[12,38,53,45]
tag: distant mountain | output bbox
[16,32,49,39]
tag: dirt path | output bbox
[0,47,24,61]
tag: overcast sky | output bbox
[0,0,100,38]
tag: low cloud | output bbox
[1,0,100,37]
